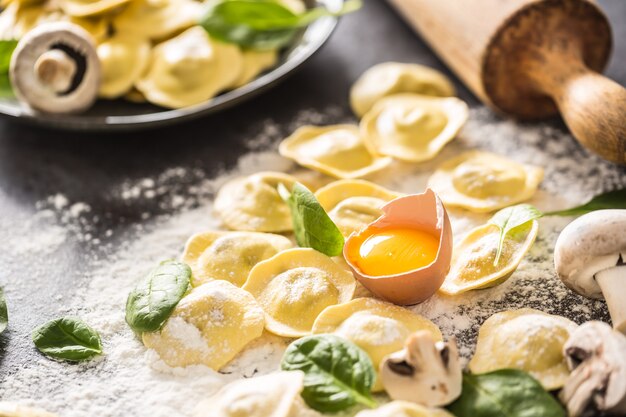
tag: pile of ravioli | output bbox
[0,0,303,108]
[129,63,582,417]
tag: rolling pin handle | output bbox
[544,67,626,164]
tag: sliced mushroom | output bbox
[9,22,100,114]
[554,210,626,333]
[380,330,462,407]
[560,321,626,417]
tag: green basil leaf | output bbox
[281,334,377,412]
[488,204,543,266]
[0,287,8,334]
[278,182,344,257]
[32,317,102,362]
[544,188,626,216]
[199,0,361,49]
[447,370,565,417]
[125,260,191,333]
[0,40,17,98]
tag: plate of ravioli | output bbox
[0,0,349,130]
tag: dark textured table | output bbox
[0,0,625,382]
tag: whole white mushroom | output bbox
[554,209,626,334]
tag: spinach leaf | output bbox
[32,317,102,362]
[281,334,377,412]
[447,370,565,417]
[488,204,542,266]
[544,188,626,216]
[278,182,344,257]
[0,287,7,334]
[0,40,17,97]
[125,260,191,333]
[199,0,361,49]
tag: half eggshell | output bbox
[343,189,453,305]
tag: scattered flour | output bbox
[2,107,625,417]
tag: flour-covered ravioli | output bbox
[243,248,356,337]
[355,401,454,417]
[98,34,150,99]
[470,309,577,390]
[351,62,456,117]
[361,94,468,162]
[194,371,304,417]
[182,231,293,287]
[136,27,243,109]
[233,49,278,88]
[440,220,538,295]
[279,125,392,179]
[0,403,59,417]
[142,280,264,370]
[428,151,544,212]
[214,171,299,233]
[312,298,442,391]
[315,180,401,237]
[113,0,202,41]
[59,0,131,17]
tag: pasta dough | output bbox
[351,62,455,117]
[136,27,243,109]
[214,171,300,233]
[312,297,442,391]
[439,220,538,295]
[59,0,131,17]
[469,308,577,390]
[428,151,544,212]
[113,0,202,41]
[182,231,293,287]
[233,49,278,88]
[98,34,150,99]
[314,180,401,237]
[355,401,454,417]
[194,371,305,417]
[243,248,356,337]
[279,125,392,179]
[360,94,468,162]
[142,280,265,370]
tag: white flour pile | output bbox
[2,107,624,417]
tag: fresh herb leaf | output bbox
[544,188,626,216]
[32,317,102,362]
[125,260,191,333]
[488,204,543,266]
[199,0,361,49]
[278,182,344,257]
[447,370,565,417]
[0,287,7,334]
[281,334,377,412]
[0,40,17,98]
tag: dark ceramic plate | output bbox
[0,0,340,131]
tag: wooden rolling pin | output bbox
[387,0,626,164]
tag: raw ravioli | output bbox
[142,280,264,370]
[428,151,544,212]
[182,231,293,287]
[360,94,468,162]
[312,297,442,391]
[470,308,577,390]
[243,248,356,337]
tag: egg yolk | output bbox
[350,227,440,276]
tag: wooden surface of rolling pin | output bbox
[387,0,626,164]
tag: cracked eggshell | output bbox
[343,189,453,305]
[279,125,392,179]
[360,94,468,163]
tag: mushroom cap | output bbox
[9,21,100,114]
[554,209,626,299]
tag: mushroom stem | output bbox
[34,49,77,94]
[596,264,626,334]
